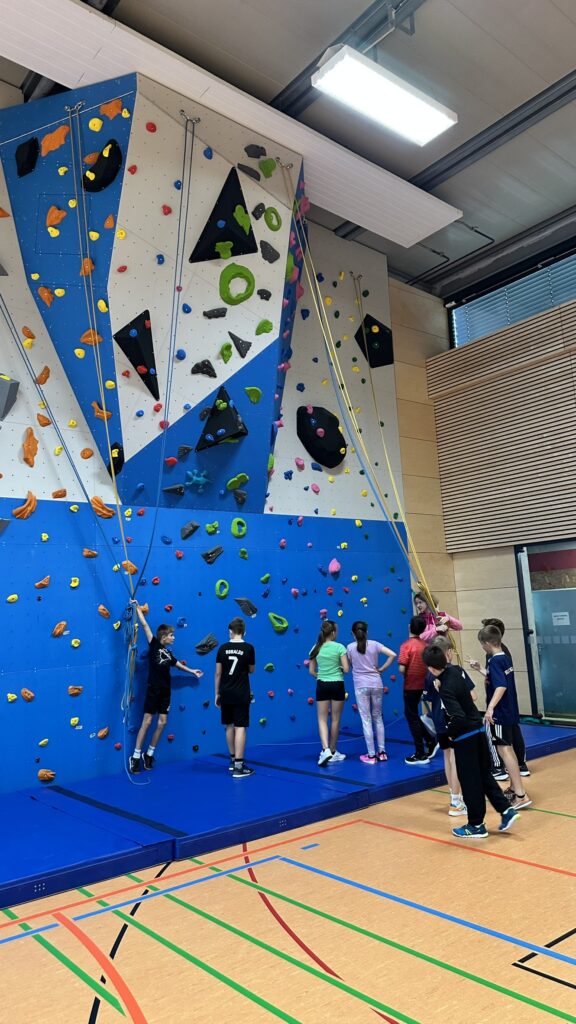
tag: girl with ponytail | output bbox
[347,622,396,764]
[308,620,349,766]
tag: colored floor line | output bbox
[518,925,576,963]
[48,785,188,836]
[361,819,576,878]
[430,789,576,821]
[117,891,423,1024]
[513,963,576,993]
[0,907,124,1016]
[281,857,576,970]
[0,819,361,933]
[53,912,148,1024]
[221,869,576,1023]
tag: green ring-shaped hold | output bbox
[268,611,289,634]
[215,579,230,599]
[219,263,255,306]
[264,206,282,231]
[231,517,247,538]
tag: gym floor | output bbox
[1,749,574,1024]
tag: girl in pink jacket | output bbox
[414,591,462,643]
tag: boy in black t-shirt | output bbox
[215,617,255,779]
[129,603,203,773]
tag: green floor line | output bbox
[431,789,576,820]
[0,906,124,1015]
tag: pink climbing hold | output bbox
[287,688,294,696]
[282,297,289,308]
[146,122,157,133]
[326,586,334,596]
[291,588,299,597]
[279,538,287,549]
[328,558,341,575]
[306,405,313,414]
[289,266,299,284]
[295,458,305,470]
[383,686,389,694]
[297,515,304,526]
[316,427,325,438]
[296,282,305,300]
[319,608,328,619]
[274,419,284,428]
[311,483,320,494]
[307,697,315,705]
[390,674,397,682]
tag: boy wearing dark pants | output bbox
[479,624,532,810]
[422,644,519,838]
[399,615,437,765]
[215,617,255,779]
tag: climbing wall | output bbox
[0,74,412,794]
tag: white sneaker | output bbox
[448,800,467,817]
[330,750,346,762]
[318,747,332,766]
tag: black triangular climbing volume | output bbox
[195,386,248,452]
[113,310,159,400]
[189,168,258,264]
[83,139,122,193]
[354,314,394,368]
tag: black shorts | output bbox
[491,723,516,746]
[143,687,171,715]
[316,679,346,702]
[221,702,250,727]
[438,733,453,751]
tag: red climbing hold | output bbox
[114,742,122,750]
[383,587,390,593]
[326,586,334,595]
[144,319,151,329]
[175,550,184,559]
[117,265,127,273]
[159,420,169,429]
[389,674,397,682]
[167,733,175,742]
[162,204,172,216]
[154,402,163,412]
[137,508,145,516]
[151,576,160,585]
[136,365,147,375]
[122,370,131,378]
[128,165,137,174]
[307,697,315,705]
[267,690,275,698]
[165,457,178,467]
[146,122,157,133]
[343,586,350,594]
[383,686,389,694]
[164,603,173,610]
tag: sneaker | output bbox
[448,799,467,817]
[360,754,377,764]
[405,752,430,766]
[377,751,388,762]
[330,750,346,762]
[452,823,488,839]
[143,753,154,771]
[129,755,141,774]
[318,748,332,766]
[499,806,520,832]
[232,765,254,779]
[228,759,235,772]
[492,768,509,781]
[519,763,531,777]
[427,741,440,758]
[511,793,532,810]
[503,786,516,801]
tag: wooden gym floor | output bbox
[1,748,574,1024]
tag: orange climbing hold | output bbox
[52,621,67,637]
[22,326,35,340]
[121,559,138,575]
[0,207,10,218]
[12,491,37,519]
[35,366,50,385]
[38,286,54,307]
[40,124,70,156]
[98,604,111,619]
[100,97,122,120]
[97,727,110,740]
[80,329,103,345]
[23,427,39,468]
[91,495,115,519]
[37,413,52,427]
[21,688,35,702]
[80,257,95,277]
[68,685,84,696]
[83,548,98,558]
[80,448,94,459]
[104,213,115,229]
[52,488,67,498]
[83,152,99,165]
[46,205,67,228]
[34,576,51,589]
[38,769,56,782]
[91,402,111,421]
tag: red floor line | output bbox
[53,912,149,1024]
[2,819,363,932]
[241,843,399,1024]
[360,820,576,877]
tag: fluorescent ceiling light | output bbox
[312,45,458,146]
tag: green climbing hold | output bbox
[205,521,219,535]
[226,472,249,491]
[267,453,274,472]
[215,241,234,259]
[215,398,228,411]
[220,342,233,364]
[239,548,248,559]
[264,207,282,231]
[231,517,247,538]
[268,612,289,634]
[259,158,276,178]
[233,204,251,234]
[264,663,274,672]
[244,386,262,404]
[256,319,273,336]
[259,717,267,725]
[219,263,255,305]
[260,573,270,583]
[285,252,295,282]
[215,579,230,599]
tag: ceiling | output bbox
[3,0,576,300]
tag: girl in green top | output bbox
[308,620,350,766]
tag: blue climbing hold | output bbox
[301,309,310,320]
[129,328,138,337]
[316,272,324,282]
[176,349,186,361]
[296,382,305,392]
[174,180,182,190]
[216,428,226,436]
[156,254,165,265]
[284,470,293,480]
[217,219,226,228]
[136,409,144,417]
[311,462,322,471]
[161,535,172,545]
[182,303,191,314]
[183,402,191,410]
[149,367,156,375]
[203,147,213,159]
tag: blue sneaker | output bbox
[499,807,520,832]
[452,823,488,839]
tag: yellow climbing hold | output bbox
[351,575,359,582]
[89,230,100,241]
[74,348,85,358]
[325,296,333,306]
[97,299,108,313]
[85,170,96,182]
[343,334,349,341]
[6,594,18,603]
[54,446,63,456]
[70,577,80,589]
[112,564,120,572]
[104,380,116,390]
[124,508,132,518]
[339,271,346,280]
[68,419,77,428]
[23,338,34,350]
[102,144,111,157]
[54,288,66,297]
[113,620,121,630]
[116,227,126,240]
[360,597,368,605]
[337,609,344,617]
[38,401,46,408]
[31,273,40,281]
[371,324,380,333]
[47,227,60,238]
[340,542,348,549]
[38,738,49,747]
[58,166,69,176]
[68,199,77,208]
[352,366,360,373]
[121,107,131,118]
[89,117,103,132]
[69,504,79,512]
[71,639,81,648]
[355,520,362,527]
[344,468,350,475]
[328,475,335,483]
[41,533,49,542]
[7,693,17,702]
[70,717,79,727]
[361,489,368,497]
[321,378,328,386]
[330,508,337,516]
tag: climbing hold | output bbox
[228,332,252,358]
[297,405,347,468]
[307,697,315,705]
[256,319,273,335]
[98,604,110,619]
[12,491,37,519]
[226,472,249,491]
[191,359,217,378]
[219,263,255,305]
[235,598,257,617]
[6,594,18,604]
[38,769,56,783]
[239,548,248,559]
[279,538,287,549]
[215,241,234,259]
[231,517,247,538]
[202,546,223,564]
[181,520,200,540]
[260,240,280,264]
[268,612,289,634]
[260,573,271,583]
[162,204,172,216]
[259,157,276,178]
[220,342,233,364]
[245,143,266,158]
[71,639,81,648]
[215,579,229,599]
[205,521,219,535]
[264,207,282,231]
[264,663,274,673]
[328,558,341,576]
[257,288,271,301]
[70,577,80,589]
[203,307,227,319]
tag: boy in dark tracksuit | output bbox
[422,644,520,839]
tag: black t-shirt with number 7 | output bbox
[216,641,255,705]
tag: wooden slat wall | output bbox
[426,300,576,551]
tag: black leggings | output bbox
[404,690,434,755]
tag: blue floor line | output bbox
[280,857,576,969]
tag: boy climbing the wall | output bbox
[215,617,256,779]
[129,602,203,773]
